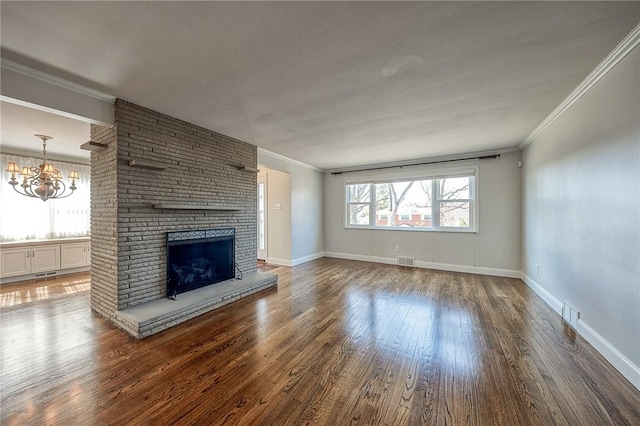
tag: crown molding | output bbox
[257,147,322,171]
[519,22,640,150]
[1,58,116,104]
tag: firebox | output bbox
[166,228,235,299]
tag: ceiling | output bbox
[1,2,639,169]
[1,102,90,159]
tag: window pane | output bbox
[347,184,370,202]
[439,177,470,200]
[374,180,432,228]
[440,202,470,227]
[349,204,369,225]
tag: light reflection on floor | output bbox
[344,287,478,376]
[0,278,90,307]
[1,276,98,406]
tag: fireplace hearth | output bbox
[166,228,235,299]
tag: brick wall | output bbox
[90,100,257,321]
[89,124,118,318]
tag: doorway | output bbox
[257,173,267,260]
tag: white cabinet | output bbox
[31,246,61,273]
[60,243,90,269]
[1,245,61,278]
[1,248,31,278]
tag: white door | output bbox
[257,174,267,260]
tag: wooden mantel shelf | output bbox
[128,159,166,170]
[80,141,108,152]
[152,204,242,211]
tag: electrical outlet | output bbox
[313,241,317,249]
[394,245,400,252]
[536,264,540,274]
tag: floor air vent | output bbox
[34,271,58,278]
[397,256,415,267]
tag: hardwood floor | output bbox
[1,258,639,425]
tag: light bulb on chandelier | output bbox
[6,134,79,201]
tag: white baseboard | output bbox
[415,260,521,278]
[520,272,640,391]
[291,251,325,267]
[325,252,398,266]
[266,257,292,267]
[323,252,520,278]
[520,272,563,315]
[577,320,640,390]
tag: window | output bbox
[437,176,472,228]
[345,168,476,232]
[1,154,91,241]
[346,183,370,227]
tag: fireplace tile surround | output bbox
[90,100,277,338]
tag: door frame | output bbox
[257,173,268,261]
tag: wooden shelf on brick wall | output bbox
[128,159,166,170]
[80,141,108,152]
[230,164,260,173]
[152,204,242,211]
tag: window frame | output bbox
[434,175,476,231]
[343,164,479,233]
[345,183,372,229]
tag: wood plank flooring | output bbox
[1,258,639,425]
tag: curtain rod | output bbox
[330,153,500,175]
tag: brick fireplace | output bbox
[89,100,276,338]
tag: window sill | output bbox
[344,226,477,234]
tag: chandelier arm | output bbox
[26,181,41,199]
[12,183,32,197]
[51,188,77,200]
[52,178,71,199]
[12,181,38,198]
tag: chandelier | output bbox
[6,134,79,201]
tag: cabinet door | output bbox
[1,248,31,278]
[31,246,61,274]
[61,244,88,269]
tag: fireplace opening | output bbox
[166,228,235,299]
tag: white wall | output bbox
[522,48,640,386]
[323,151,522,276]
[258,150,324,265]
